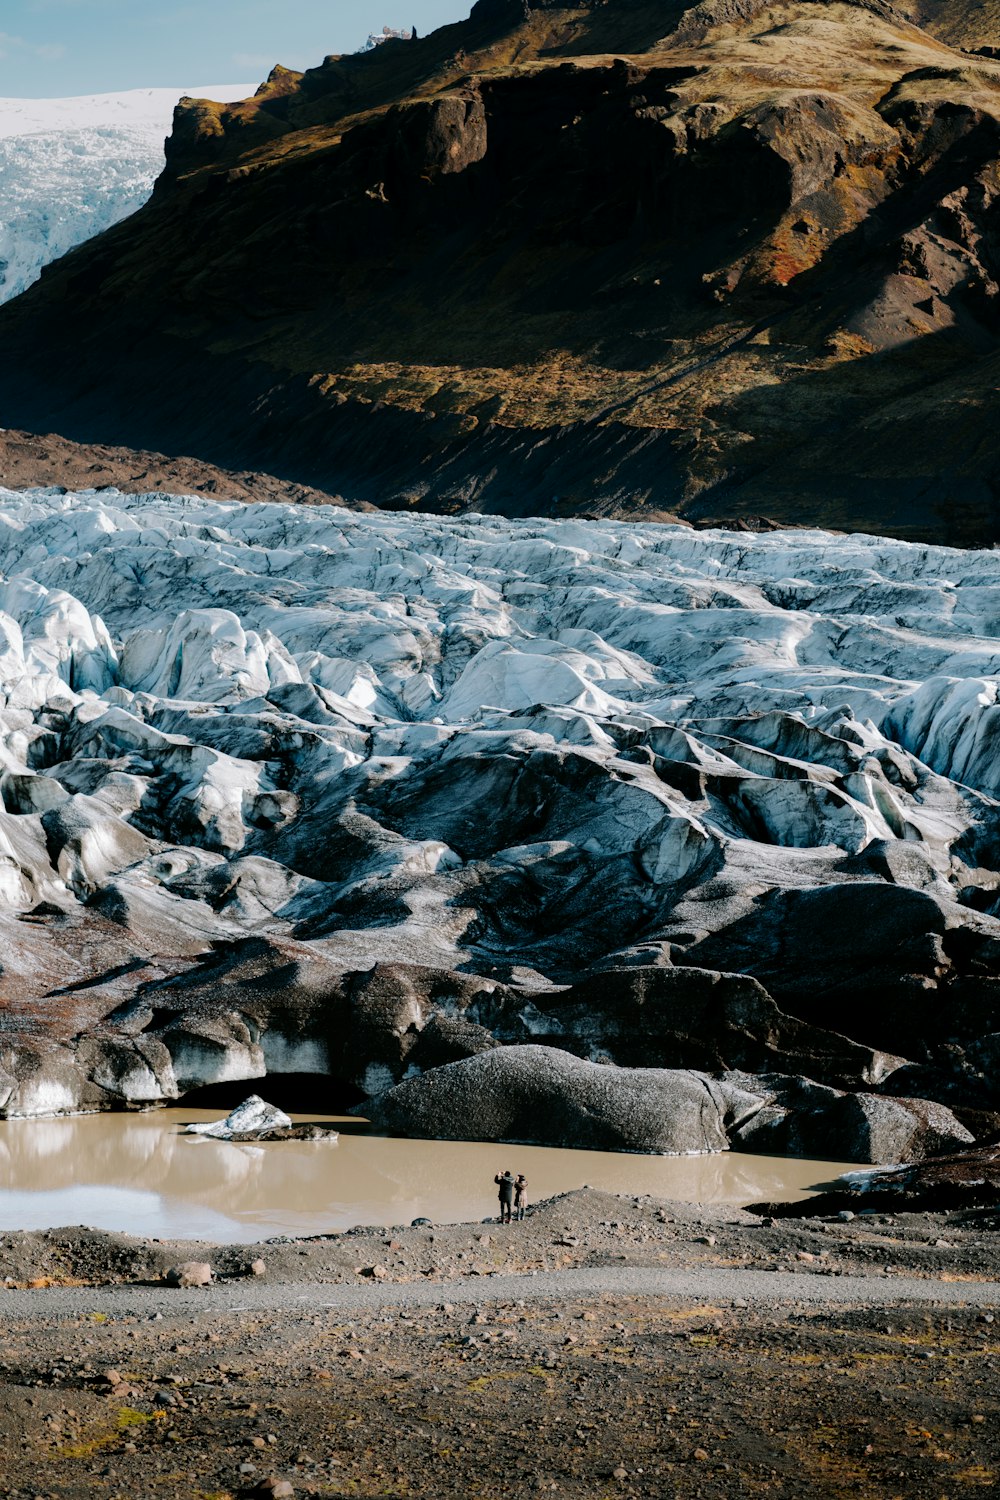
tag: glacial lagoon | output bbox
[0,1111,862,1242]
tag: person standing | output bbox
[494,1170,515,1224]
[514,1173,528,1221]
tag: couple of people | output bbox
[494,1170,527,1224]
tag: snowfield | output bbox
[0,488,999,1146]
[0,86,250,303]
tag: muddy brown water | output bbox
[0,1110,863,1242]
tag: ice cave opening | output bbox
[174,1072,366,1116]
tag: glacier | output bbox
[0,488,997,1154]
[357,26,415,50]
[0,86,250,304]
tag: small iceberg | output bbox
[185,1095,293,1140]
[184,1094,339,1142]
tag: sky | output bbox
[0,0,468,97]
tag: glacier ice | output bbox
[0,86,251,304]
[185,1094,292,1139]
[0,488,999,1136]
[357,26,415,51]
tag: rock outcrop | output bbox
[5,2,1000,539]
[768,1144,1000,1213]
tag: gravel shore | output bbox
[0,1189,997,1498]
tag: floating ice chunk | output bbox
[185,1094,293,1139]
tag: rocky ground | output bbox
[0,1191,998,1498]
[0,429,351,510]
[5,1188,1000,1291]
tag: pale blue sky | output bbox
[0,0,468,97]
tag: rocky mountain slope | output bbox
[3,1,1000,537]
[0,86,250,304]
[0,491,999,1160]
[0,426,354,509]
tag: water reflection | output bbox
[0,1109,861,1243]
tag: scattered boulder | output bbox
[252,1478,294,1499]
[164,1261,212,1288]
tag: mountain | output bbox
[1,486,999,1161]
[3,2,1000,539]
[0,85,250,304]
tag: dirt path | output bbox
[2,1264,999,1323]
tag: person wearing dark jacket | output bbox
[494,1170,515,1224]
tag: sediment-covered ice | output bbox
[0,86,250,303]
[2,488,1000,1145]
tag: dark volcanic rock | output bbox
[770,1144,1000,1214]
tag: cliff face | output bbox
[4,0,1000,538]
